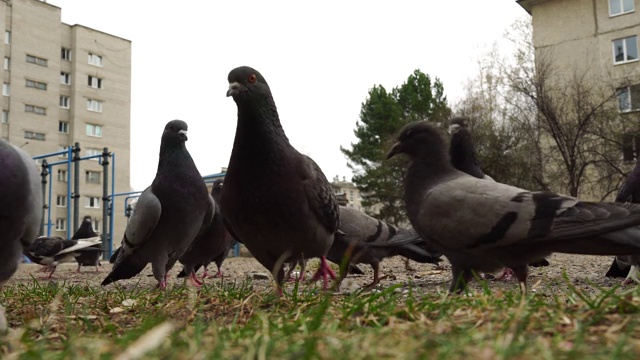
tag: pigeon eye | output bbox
[248,74,257,84]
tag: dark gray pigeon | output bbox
[388,121,640,294]
[448,117,493,181]
[177,179,236,286]
[102,120,214,289]
[0,140,42,285]
[221,66,339,292]
[72,215,102,272]
[448,117,549,279]
[328,206,441,288]
[606,157,640,283]
[25,235,102,278]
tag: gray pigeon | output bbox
[102,120,214,289]
[221,66,339,292]
[328,206,441,288]
[387,121,640,293]
[25,236,102,278]
[177,179,236,285]
[0,140,42,285]
[606,157,640,283]
[72,215,102,272]
[448,117,549,279]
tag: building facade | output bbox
[0,0,131,250]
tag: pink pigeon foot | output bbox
[495,268,515,281]
[309,256,337,290]
[189,271,203,288]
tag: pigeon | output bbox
[448,117,493,181]
[387,121,640,294]
[448,117,549,280]
[25,236,102,278]
[606,157,640,283]
[222,66,339,292]
[328,206,441,288]
[102,120,214,289]
[72,215,102,272]
[176,179,236,286]
[0,140,42,285]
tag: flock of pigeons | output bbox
[3,66,640,299]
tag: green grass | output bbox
[2,276,640,359]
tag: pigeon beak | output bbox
[178,129,188,141]
[227,82,244,97]
[448,124,460,135]
[386,141,403,159]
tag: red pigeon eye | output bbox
[248,74,257,84]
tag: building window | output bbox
[3,57,9,71]
[26,79,47,91]
[61,48,71,61]
[617,85,640,112]
[1,111,7,124]
[86,171,101,184]
[58,145,69,158]
[24,131,45,141]
[88,53,103,67]
[60,96,70,109]
[610,0,634,16]
[88,76,103,89]
[2,83,9,96]
[56,195,67,208]
[86,123,103,137]
[86,99,103,112]
[613,36,639,64]
[26,54,48,67]
[85,196,100,208]
[58,169,67,182]
[55,218,66,232]
[25,104,46,115]
[93,220,100,233]
[60,72,71,85]
[86,147,102,160]
[4,31,10,44]
[59,121,69,134]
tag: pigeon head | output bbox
[163,120,188,143]
[387,121,447,161]
[83,215,92,223]
[211,179,223,197]
[448,116,470,135]
[226,66,270,100]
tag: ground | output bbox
[5,252,624,294]
[3,252,639,359]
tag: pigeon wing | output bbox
[301,155,339,234]
[124,186,161,249]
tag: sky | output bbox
[49,0,528,191]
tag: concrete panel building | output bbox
[0,0,131,252]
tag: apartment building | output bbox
[0,0,131,251]
[518,0,640,156]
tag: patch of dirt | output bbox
[5,252,628,296]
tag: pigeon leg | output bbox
[298,260,306,281]
[152,259,168,291]
[76,263,81,273]
[202,266,210,279]
[47,266,57,279]
[495,268,515,282]
[309,256,337,290]
[285,261,297,282]
[622,265,640,285]
[213,266,224,279]
[449,265,473,294]
[404,258,416,272]
[511,265,529,296]
[189,271,203,288]
[95,264,100,272]
[365,262,388,290]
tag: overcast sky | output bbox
[49,0,528,191]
